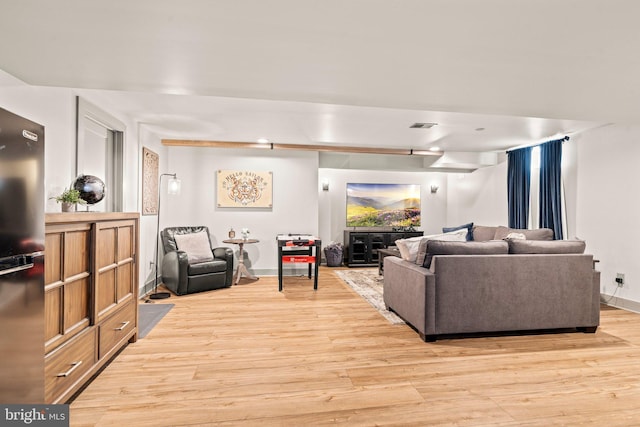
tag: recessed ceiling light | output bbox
[430,146,440,152]
[257,138,270,143]
[410,122,438,129]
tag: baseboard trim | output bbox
[601,293,640,314]
[138,268,320,296]
[140,277,161,299]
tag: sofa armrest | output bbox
[383,256,436,336]
[591,269,601,326]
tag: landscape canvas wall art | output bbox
[346,183,421,227]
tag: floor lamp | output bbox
[147,173,181,301]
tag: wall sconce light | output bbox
[322,179,329,191]
[430,184,439,194]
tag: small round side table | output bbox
[223,238,260,284]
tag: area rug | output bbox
[138,303,174,338]
[334,269,405,324]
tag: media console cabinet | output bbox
[44,212,139,403]
[343,230,423,267]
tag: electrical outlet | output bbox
[616,273,625,286]
[149,261,155,269]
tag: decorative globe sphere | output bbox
[73,175,106,205]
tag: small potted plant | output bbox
[51,188,86,212]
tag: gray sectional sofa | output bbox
[383,225,600,342]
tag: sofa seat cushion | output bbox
[508,239,586,254]
[494,226,554,241]
[187,259,229,275]
[174,231,214,264]
[424,240,509,268]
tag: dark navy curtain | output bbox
[507,146,532,229]
[539,138,565,240]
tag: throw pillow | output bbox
[505,232,526,240]
[423,240,509,269]
[174,231,214,264]
[414,228,469,265]
[395,235,425,262]
[442,222,474,241]
[507,239,586,254]
[494,226,554,241]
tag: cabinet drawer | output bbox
[99,301,136,359]
[45,327,96,403]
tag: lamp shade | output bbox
[167,177,181,195]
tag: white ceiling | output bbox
[1,0,638,164]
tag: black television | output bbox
[346,183,421,227]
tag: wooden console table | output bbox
[44,212,139,403]
[344,230,422,267]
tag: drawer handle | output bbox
[114,321,130,331]
[57,361,83,377]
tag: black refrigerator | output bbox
[0,107,45,403]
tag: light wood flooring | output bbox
[70,268,640,426]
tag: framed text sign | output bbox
[217,170,273,208]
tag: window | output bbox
[76,97,125,212]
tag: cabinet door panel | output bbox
[96,268,117,319]
[96,227,117,268]
[64,277,91,333]
[64,230,90,279]
[117,225,134,260]
[45,233,63,284]
[116,262,134,302]
[45,287,63,346]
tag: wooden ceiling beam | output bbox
[161,139,443,157]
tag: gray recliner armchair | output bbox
[161,226,234,295]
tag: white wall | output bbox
[0,83,139,213]
[6,77,640,305]
[0,84,77,209]
[446,161,508,228]
[0,80,142,289]
[318,169,449,246]
[137,127,168,293]
[160,147,319,276]
[575,124,640,307]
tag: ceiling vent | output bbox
[410,122,438,129]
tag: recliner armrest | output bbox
[213,247,233,261]
[213,247,235,287]
[161,250,189,295]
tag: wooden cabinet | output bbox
[44,212,139,404]
[344,230,423,267]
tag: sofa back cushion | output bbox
[471,225,498,242]
[494,226,554,241]
[423,240,509,268]
[508,239,586,254]
[412,228,469,265]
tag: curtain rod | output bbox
[506,135,570,153]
